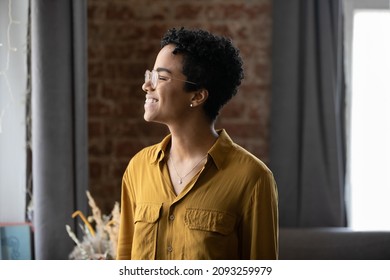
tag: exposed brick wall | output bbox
[88,0,273,214]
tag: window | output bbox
[0,0,30,223]
[344,0,390,230]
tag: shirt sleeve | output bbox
[116,162,136,260]
[239,170,279,259]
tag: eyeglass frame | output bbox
[144,69,197,90]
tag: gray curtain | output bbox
[31,0,88,259]
[269,0,346,227]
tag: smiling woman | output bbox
[117,27,278,260]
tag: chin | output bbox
[144,116,167,127]
[144,114,158,123]
[143,116,153,122]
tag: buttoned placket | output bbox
[165,171,208,259]
[166,206,175,258]
[158,144,212,259]
[158,154,177,259]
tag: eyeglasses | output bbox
[144,69,197,90]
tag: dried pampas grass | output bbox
[66,191,120,260]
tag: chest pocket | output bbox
[134,203,161,223]
[184,208,236,235]
[132,203,162,260]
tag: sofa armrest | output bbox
[279,227,390,260]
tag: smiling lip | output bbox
[144,96,159,110]
[145,97,158,104]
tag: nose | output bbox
[142,80,153,93]
[141,83,147,92]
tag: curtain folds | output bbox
[31,0,88,259]
[270,0,346,227]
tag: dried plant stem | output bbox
[72,210,95,237]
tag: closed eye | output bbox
[158,75,169,81]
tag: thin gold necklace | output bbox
[169,153,208,184]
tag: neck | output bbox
[168,121,218,160]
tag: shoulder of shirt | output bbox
[215,129,273,177]
[232,143,272,173]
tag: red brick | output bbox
[88,139,113,157]
[88,120,103,138]
[113,139,146,158]
[105,3,134,21]
[89,160,102,178]
[175,4,203,20]
[88,61,104,79]
[88,99,114,117]
[219,99,247,120]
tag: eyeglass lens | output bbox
[145,70,159,89]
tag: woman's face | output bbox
[142,44,194,125]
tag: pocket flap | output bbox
[185,208,236,235]
[134,203,162,223]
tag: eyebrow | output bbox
[156,67,172,74]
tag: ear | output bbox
[190,89,209,107]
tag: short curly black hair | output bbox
[161,27,244,121]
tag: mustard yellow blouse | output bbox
[117,129,278,260]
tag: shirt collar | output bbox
[150,129,235,170]
[150,134,172,165]
[208,129,234,170]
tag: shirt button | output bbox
[169,214,175,221]
[167,246,173,252]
